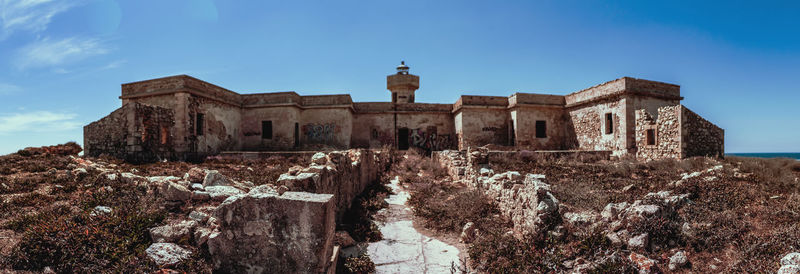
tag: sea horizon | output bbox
[726,152,800,160]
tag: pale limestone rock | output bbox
[145,243,191,266]
[203,170,232,187]
[150,220,198,243]
[669,251,688,270]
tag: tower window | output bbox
[605,113,613,134]
[535,120,547,138]
[262,121,273,139]
[646,129,656,146]
[195,113,204,136]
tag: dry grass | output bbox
[486,154,800,272]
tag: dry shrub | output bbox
[338,180,392,243]
[726,156,800,192]
[337,253,375,274]
[408,183,504,233]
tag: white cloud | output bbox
[0,82,22,95]
[0,0,81,38]
[15,37,109,70]
[0,111,81,134]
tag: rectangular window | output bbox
[195,113,204,136]
[262,121,273,139]
[605,113,613,134]
[535,120,547,138]
[646,129,656,146]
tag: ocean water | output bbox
[726,153,800,160]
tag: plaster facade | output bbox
[85,63,723,161]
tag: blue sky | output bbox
[0,0,798,154]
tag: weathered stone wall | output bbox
[567,99,628,155]
[635,105,681,160]
[455,108,509,149]
[681,106,724,158]
[276,149,392,216]
[209,191,336,273]
[84,105,130,159]
[299,108,353,149]
[188,95,242,156]
[84,103,175,162]
[207,149,392,273]
[433,150,562,238]
[240,106,302,150]
[511,106,568,150]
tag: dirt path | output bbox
[366,176,463,273]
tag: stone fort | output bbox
[84,62,724,162]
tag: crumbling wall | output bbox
[681,106,724,158]
[187,96,241,156]
[84,105,130,159]
[84,103,175,162]
[434,149,561,238]
[635,105,681,160]
[209,191,336,273]
[276,150,392,217]
[206,149,392,273]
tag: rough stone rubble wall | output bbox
[208,149,392,273]
[635,105,681,160]
[681,106,724,158]
[276,149,392,217]
[434,150,567,236]
[84,103,175,162]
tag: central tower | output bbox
[386,61,419,104]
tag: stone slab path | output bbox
[367,176,461,273]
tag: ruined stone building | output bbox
[84,62,724,162]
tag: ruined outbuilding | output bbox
[84,62,723,162]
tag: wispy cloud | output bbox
[0,111,81,134]
[0,82,22,95]
[0,0,81,39]
[15,37,110,70]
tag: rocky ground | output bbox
[2,143,800,273]
[0,143,307,273]
[412,149,800,273]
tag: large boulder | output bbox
[145,243,192,266]
[207,191,336,273]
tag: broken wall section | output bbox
[681,106,724,158]
[84,103,175,162]
[208,149,392,273]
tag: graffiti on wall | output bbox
[408,128,452,151]
[303,123,337,143]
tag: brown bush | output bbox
[408,183,505,233]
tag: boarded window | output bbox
[262,121,273,139]
[535,120,547,138]
[605,113,613,134]
[646,129,656,145]
[196,113,204,136]
[160,126,168,145]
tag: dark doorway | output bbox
[398,128,409,150]
[294,123,300,148]
[510,120,516,146]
